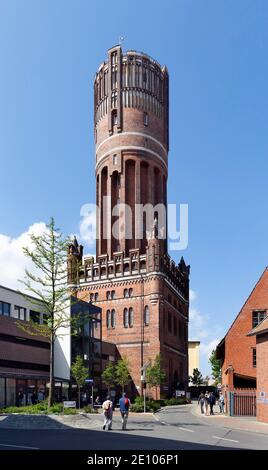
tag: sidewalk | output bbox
[191,402,268,435]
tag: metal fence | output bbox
[228,389,256,417]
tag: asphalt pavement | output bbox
[0,405,267,450]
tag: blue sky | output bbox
[1,0,268,375]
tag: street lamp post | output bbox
[140,273,145,406]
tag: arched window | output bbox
[106,291,111,300]
[111,309,116,329]
[89,293,94,302]
[129,288,133,297]
[95,292,99,301]
[129,307,134,327]
[123,308,129,328]
[124,288,129,298]
[144,306,149,326]
[106,310,111,329]
[111,290,115,299]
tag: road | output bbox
[0,405,267,450]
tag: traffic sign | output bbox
[85,379,94,383]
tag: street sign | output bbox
[63,401,76,408]
[85,379,94,383]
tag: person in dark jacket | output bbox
[208,392,216,415]
[119,393,131,430]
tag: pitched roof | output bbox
[247,315,268,336]
[216,266,268,348]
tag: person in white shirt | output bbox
[102,395,113,430]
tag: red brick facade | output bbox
[217,268,268,389]
[68,46,190,398]
[256,332,268,422]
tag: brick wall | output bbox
[221,268,268,387]
[256,332,268,423]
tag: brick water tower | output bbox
[68,45,190,397]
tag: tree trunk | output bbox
[48,334,55,409]
[78,386,81,409]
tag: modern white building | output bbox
[0,285,49,407]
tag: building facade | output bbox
[68,46,190,398]
[0,285,49,407]
[216,267,268,390]
[248,315,268,423]
[188,341,200,378]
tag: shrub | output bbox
[163,397,187,406]
[130,397,161,413]
[82,406,98,414]
[48,403,63,414]
[63,407,77,415]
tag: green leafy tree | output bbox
[115,358,131,392]
[71,355,88,409]
[209,349,222,385]
[16,217,78,409]
[146,354,166,400]
[102,362,116,393]
[189,368,203,386]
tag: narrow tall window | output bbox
[123,308,129,328]
[106,310,111,329]
[106,291,111,300]
[111,309,116,329]
[112,110,118,126]
[173,317,177,336]
[113,154,117,165]
[129,288,133,297]
[129,307,134,327]
[253,348,257,367]
[144,306,149,326]
[95,293,99,301]
[143,112,149,126]
[124,288,129,298]
[168,312,172,333]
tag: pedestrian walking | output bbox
[31,391,38,405]
[119,392,131,430]
[204,391,209,415]
[218,392,225,413]
[102,395,113,430]
[208,392,216,415]
[198,392,205,414]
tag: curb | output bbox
[190,403,268,436]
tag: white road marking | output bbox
[178,427,195,433]
[160,421,166,425]
[0,443,39,449]
[212,435,239,443]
